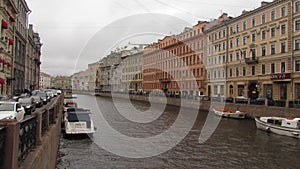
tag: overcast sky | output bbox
[26,0,271,76]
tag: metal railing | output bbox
[0,127,6,169]
[0,95,63,168]
[18,115,37,162]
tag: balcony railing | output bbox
[245,57,259,64]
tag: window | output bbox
[230,40,233,48]
[252,66,256,76]
[262,14,266,24]
[296,39,300,50]
[243,36,247,45]
[243,67,246,76]
[236,68,239,77]
[281,42,286,53]
[296,20,300,30]
[236,51,240,60]
[271,63,276,73]
[271,44,276,54]
[281,62,286,73]
[236,24,240,32]
[262,64,266,75]
[281,24,286,34]
[252,18,256,27]
[296,60,300,71]
[243,21,247,30]
[229,69,232,77]
[271,11,276,21]
[296,83,300,99]
[236,37,240,47]
[262,46,266,56]
[281,7,286,17]
[230,53,233,62]
[262,30,266,40]
[252,48,256,58]
[252,33,256,42]
[271,28,276,37]
[296,1,300,12]
[242,51,246,59]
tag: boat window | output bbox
[275,120,282,125]
[267,119,274,124]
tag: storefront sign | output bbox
[270,73,291,80]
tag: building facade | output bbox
[121,45,145,93]
[71,71,89,91]
[143,21,207,97]
[206,0,300,101]
[13,0,30,95]
[0,0,18,96]
[87,62,99,91]
[52,76,71,90]
[39,72,51,89]
[25,24,41,91]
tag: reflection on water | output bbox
[56,95,300,169]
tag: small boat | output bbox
[213,108,246,119]
[255,117,300,138]
[63,108,96,135]
[64,101,78,112]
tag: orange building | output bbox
[143,21,207,97]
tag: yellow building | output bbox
[206,0,300,101]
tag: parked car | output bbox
[235,96,248,104]
[225,97,234,103]
[252,97,275,106]
[0,95,9,101]
[30,95,43,108]
[0,101,25,122]
[35,92,50,104]
[18,98,36,115]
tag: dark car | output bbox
[18,97,36,115]
[30,95,43,108]
[252,97,275,106]
[35,92,50,104]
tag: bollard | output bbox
[0,120,20,169]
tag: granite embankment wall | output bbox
[94,92,299,118]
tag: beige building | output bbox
[52,76,71,90]
[87,62,99,91]
[121,45,146,93]
[39,72,52,89]
[206,0,300,101]
[25,24,42,91]
[71,71,89,91]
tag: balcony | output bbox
[245,57,259,64]
[159,78,171,83]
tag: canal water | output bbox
[56,94,300,169]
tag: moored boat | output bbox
[255,117,300,138]
[213,108,246,119]
[63,108,96,135]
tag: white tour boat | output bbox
[255,117,300,138]
[64,108,96,135]
[213,108,246,119]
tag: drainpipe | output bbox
[291,0,295,101]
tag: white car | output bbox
[0,101,25,122]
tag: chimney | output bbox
[219,13,228,19]
[261,1,270,7]
[242,10,249,15]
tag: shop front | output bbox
[271,73,291,100]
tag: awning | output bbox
[8,38,13,45]
[0,78,5,84]
[1,19,8,29]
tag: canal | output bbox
[56,94,300,169]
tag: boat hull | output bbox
[213,109,246,119]
[255,117,300,138]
